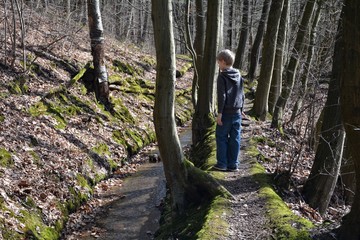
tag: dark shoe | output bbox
[212,165,227,171]
[227,167,239,172]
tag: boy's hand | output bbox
[217,113,223,126]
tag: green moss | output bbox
[178,62,193,77]
[29,101,48,117]
[141,55,156,67]
[195,196,230,239]
[112,128,146,156]
[110,97,136,124]
[69,64,89,85]
[8,76,29,94]
[251,163,313,239]
[107,158,119,171]
[92,143,110,156]
[94,173,107,183]
[20,210,59,240]
[76,174,93,194]
[0,148,13,167]
[0,113,4,122]
[113,59,143,76]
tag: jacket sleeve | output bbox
[217,74,226,113]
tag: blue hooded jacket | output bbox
[217,67,244,114]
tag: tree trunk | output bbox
[290,2,322,122]
[340,141,356,205]
[268,0,290,114]
[87,0,110,107]
[337,0,360,238]
[271,0,316,129]
[140,0,149,43]
[151,0,188,214]
[226,0,233,49]
[233,0,249,70]
[192,0,222,147]
[184,0,198,109]
[253,0,284,120]
[192,0,206,110]
[247,0,270,81]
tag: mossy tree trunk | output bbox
[247,0,270,81]
[271,0,316,129]
[192,0,223,147]
[253,0,284,121]
[268,0,290,114]
[234,0,249,70]
[87,0,110,106]
[337,0,360,238]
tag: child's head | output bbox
[216,49,235,68]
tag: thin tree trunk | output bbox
[14,0,26,71]
[140,0,149,43]
[253,0,284,120]
[234,0,249,70]
[192,0,222,147]
[271,0,317,129]
[10,0,16,67]
[4,0,8,64]
[290,1,322,122]
[192,0,205,110]
[184,0,198,109]
[268,0,290,114]
[151,0,188,214]
[247,0,271,81]
[337,0,360,238]
[226,0,233,48]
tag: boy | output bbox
[213,49,245,172]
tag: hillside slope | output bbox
[0,9,193,239]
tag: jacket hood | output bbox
[221,67,241,82]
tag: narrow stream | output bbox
[68,126,192,240]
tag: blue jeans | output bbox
[216,113,242,169]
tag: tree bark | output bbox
[302,12,344,215]
[268,0,290,114]
[253,0,284,120]
[290,1,322,122]
[184,0,198,109]
[87,0,110,106]
[192,0,222,147]
[271,0,316,129]
[225,0,233,48]
[152,0,188,214]
[192,0,206,110]
[233,0,249,70]
[337,0,360,238]
[247,0,271,81]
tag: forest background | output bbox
[1,0,360,239]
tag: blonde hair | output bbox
[216,49,235,66]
